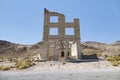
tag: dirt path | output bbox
[0,68,120,80]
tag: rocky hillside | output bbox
[0,40,27,54]
[81,41,120,57]
[0,40,120,59]
[0,40,40,58]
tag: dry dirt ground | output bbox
[0,60,120,80]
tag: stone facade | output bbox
[42,8,81,61]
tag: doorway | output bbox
[61,51,64,57]
[68,51,70,56]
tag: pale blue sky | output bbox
[0,0,120,44]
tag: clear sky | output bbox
[0,0,120,44]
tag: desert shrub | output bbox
[97,53,102,57]
[15,60,35,69]
[106,56,114,61]
[2,66,10,71]
[0,66,2,70]
[10,66,15,68]
[0,57,3,59]
[0,65,10,71]
[106,56,120,66]
[114,56,120,61]
[106,56,120,61]
[110,61,119,66]
[31,62,36,65]
[61,60,66,65]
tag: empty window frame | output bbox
[50,16,58,22]
[65,28,74,35]
[49,28,58,35]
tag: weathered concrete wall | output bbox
[42,8,81,60]
[71,43,78,58]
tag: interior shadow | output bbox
[67,53,101,63]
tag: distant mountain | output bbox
[81,41,120,57]
[0,40,27,58]
[0,40,120,59]
[111,41,120,46]
[0,40,39,58]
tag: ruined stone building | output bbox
[41,8,81,61]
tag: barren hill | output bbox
[81,41,120,57]
[0,40,120,59]
[0,40,40,58]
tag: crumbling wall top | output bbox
[44,8,64,16]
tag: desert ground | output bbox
[0,60,120,80]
